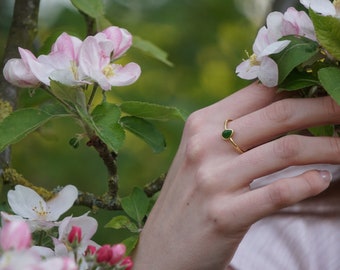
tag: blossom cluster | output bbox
[236,0,340,87]
[3,26,141,91]
[0,185,133,270]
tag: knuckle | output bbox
[272,135,300,160]
[184,133,206,164]
[184,110,205,136]
[263,99,294,124]
[194,166,216,193]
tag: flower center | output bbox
[32,200,50,218]
[70,61,78,80]
[249,53,260,66]
[102,65,114,78]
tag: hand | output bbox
[132,82,340,270]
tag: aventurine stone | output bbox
[222,129,233,139]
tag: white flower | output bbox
[300,0,338,17]
[3,185,78,231]
[236,26,290,87]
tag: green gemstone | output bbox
[222,129,233,140]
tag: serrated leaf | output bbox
[133,36,173,67]
[105,215,139,233]
[121,187,150,225]
[91,102,121,125]
[310,10,340,60]
[272,35,319,84]
[318,67,340,106]
[120,116,166,153]
[122,235,139,255]
[120,101,186,121]
[70,0,104,18]
[0,108,68,152]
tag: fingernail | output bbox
[319,170,332,182]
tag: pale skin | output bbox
[132,82,340,270]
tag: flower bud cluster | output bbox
[3,26,141,91]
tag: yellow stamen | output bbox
[32,201,50,217]
[102,65,114,78]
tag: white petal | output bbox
[7,185,47,219]
[258,57,279,87]
[259,40,290,57]
[46,185,78,221]
[310,0,336,16]
[235,60,259,80]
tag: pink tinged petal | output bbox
[235,60,259,80]
[266,11,284,42]
[0,220,32,250]
[3,59,40,88]
[19,48,53,86]
[252,26,271,55]
[79,36,110,78]
[259,40,290,57]
[258,56,279,87]
[106,62,141,87]
[46,185,78,221]
[7,185,48,220]
[51,32,82,61]
[100,26,133,59]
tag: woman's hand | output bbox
[132,82,340,270]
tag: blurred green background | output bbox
[0,0,272,243]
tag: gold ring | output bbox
[221,119,245,153]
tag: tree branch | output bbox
[0,0,40,175]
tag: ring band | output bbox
[221,119,245,153]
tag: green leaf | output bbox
[272,35,319,83]
[105,215,139,233]
[120,116,166,153]
[122,235,139,255]
[70,0,104,18]
[120,101,187,121]
[310,10,340,60]
[90,102,125,152]
[49,80,87,112]
[0,107,68,152]
[133,36,173,67]
[308,125,334,137]
[318,67,340,105]
[121,187,150,225]
[278,70,319,91]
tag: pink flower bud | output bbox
[121,256,133,270]
[96,244,112,263]
[67,226,82,244]
[0,220,31,250]
[3,58,40,88]
[85,245,97,255]
[109,243,126,265]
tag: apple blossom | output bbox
[300,0,338,17]
[109,244,126,265]
[236,26,290,87]
[236,6,318,87]
[78,36,141,90]
[120,256,134,270]
[0,220,31,251]
[95,26,133,60]
[37,32,85,86]
[3,185,78,231]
